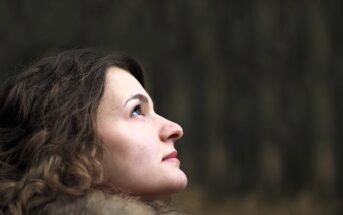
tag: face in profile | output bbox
[97,67,187,199]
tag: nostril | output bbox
[159,122,183,142]
[169,131,182,141]
[157,114,183,142]
[167,124,183,142]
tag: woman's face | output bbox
[97,67,187,199]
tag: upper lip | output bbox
[162,151,177,161]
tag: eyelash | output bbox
[131,104,144,117]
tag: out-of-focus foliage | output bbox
[1,0,342,214]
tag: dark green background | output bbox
[1,1,342,214]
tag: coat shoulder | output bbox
[33,190,155,215]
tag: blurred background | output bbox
[0,1,342,214]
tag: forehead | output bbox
[102,67,147,103]
[105,67,141,86]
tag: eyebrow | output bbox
[124,93,149,107]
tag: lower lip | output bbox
[163,158,180,164]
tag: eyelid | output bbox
[124,94,149,108]
[125,96,154,117]
[130,101,145,117]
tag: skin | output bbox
[97,67,187,200]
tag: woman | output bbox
[0,49,187,214]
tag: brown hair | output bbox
[0,49,145,214]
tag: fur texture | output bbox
[33,190,154,215]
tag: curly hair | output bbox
[0,49,145,215]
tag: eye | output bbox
[131,104,144,117]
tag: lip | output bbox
[162,151,178,161]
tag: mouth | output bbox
[162,151,178,162]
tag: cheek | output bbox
[101,125,159,168]
[122,132,160,165]
[99,121,162,172]
[102,133,127,158]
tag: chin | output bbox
[140,174,188,201]
[173,171,188,191]
[157,173,188,198]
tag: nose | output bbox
[159,116,183,142]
